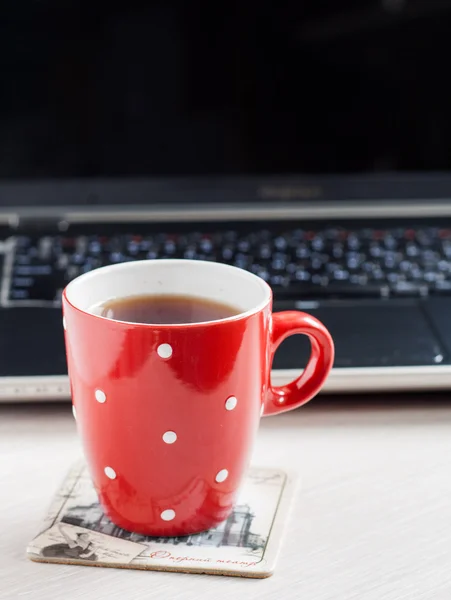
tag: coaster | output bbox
[27,461,297,578]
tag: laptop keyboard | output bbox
[7,225,451,304]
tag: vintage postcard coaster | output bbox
[27,461,297,578]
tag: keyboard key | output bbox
[139,239,152,252]
[110,252,124,263]
[285,282,386,298]
[391,282,428,297]
[223,230,238,242]
[67,265,80,279]
[333,269,350,281]
[346,254,361,270]
[184,249,197,260]
[15,254,32,265]
[72,253,85,265]
[89,240,102,254]
[432,280,451,294]
[399,260,412,272]
[234,253,252,269]
[372,230,386,241]
[221,246,234,261]
[326,262,340,274]
[75,236,88,254]
[369,244,383,258]
[384,235,397,250]
[16,236,31,249]
[311,257,323,271]
[296,245,310,259]
[406,243,420,257]
[11,289,29,299]
[349,274,368,285]
[325,228,340,240]
[384,254,398,269]
[256,269,269,281]
[311,274,327,286]
[423,271,440,283]
[129,241,142,255]
[273,236,287,251]
[347,234,360,250]
[13,277,34,287]
[370,269,385,281]
[311,236,324,252]
[39,237,53,260]
[410,267,423,280]
[15,265,53,276]
[291,229,304,240]
[270,274,290,287]
[332,243,344,259]
[438,260,450,272]
[200,238,213,253]
[271,258,286,271]
[294,269,310,282]
[387,272,400,284]
[258,244,272,259]
[163,240,177,255]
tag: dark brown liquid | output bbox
[95,294,240,324]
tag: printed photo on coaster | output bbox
[27,461,297,578]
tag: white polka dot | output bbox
[72,405,77,420]
[215,469,229,483]
[225,396,237,411]
[104,466,116,480]
[160,509,175,521]
[95,389,106,403]
[162,431,177,444]
[157,343,173,359]
[62,316,67,331]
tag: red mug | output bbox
[63,259,334,536]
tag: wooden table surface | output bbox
[1,397,451,600]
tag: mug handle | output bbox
[263,311,335,416]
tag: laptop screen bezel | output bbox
[1,174,451,213]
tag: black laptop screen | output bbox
[1,0,451,180]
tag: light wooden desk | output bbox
[1,399,451,600]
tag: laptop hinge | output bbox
[8,215,69,233]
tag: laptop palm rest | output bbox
[273,299,445,369]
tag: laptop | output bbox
[2,1,451,401]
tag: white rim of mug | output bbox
[63,259,272,328]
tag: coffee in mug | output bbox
[91,294,240,324]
